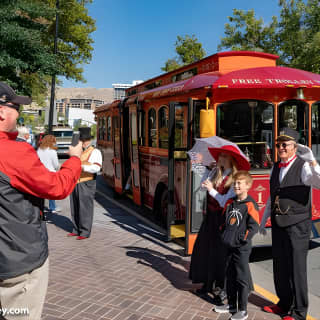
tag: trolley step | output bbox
[170,224,185,239]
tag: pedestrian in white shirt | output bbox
[37,135,61,213]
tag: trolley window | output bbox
[131,112,138,163]
[158,106,169,148]
[278,100,308,145]
[312,102,320,162]
[99,117,106,140]
[148,108,157,147]
[217,100,274,170]
[106,116,111,141]
[98,117,104,140]
[175,104,187,148]
[139,110,146,146]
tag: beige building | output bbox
[55,87,114,116]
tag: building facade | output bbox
[112,80,143,100]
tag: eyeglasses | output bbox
[276,142,294,149]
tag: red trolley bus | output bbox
[95,51,320,255]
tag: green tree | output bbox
[91,123,96,139]
[161,58,181,73]
[278,0,320,73]
[0,1,57,96]
[162,34,206,72]
[47,0,96,82]
[218,0,320,73]
[218,9,278,54]
[0,0,95,100]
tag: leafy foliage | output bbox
[162,35,206,72]
[0,0,96,100]
[161,58,181,73]
[218,9,278,54]
[218,0,320,73]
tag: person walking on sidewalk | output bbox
[214,171,259,320]
[0,82,82,320]
[37,134,61,214]
[260,127,320,320]
[68,127,102,240]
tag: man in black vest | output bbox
[260,128,320,320]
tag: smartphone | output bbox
[71,132,80,146]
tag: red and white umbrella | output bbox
[188,136,250,172]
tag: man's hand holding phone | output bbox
[68,142,83,158]
[68,132,82,158]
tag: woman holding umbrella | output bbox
[189,144,250,304]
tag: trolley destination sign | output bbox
[231,78,320,86]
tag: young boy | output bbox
[214,171,260,320]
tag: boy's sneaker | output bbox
[231,311,248,320]
[214,304,237,313]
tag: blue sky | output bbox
[61,0,281,88]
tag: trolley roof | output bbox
[95,51,320,112]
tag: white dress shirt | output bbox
[81,148,102,174]
[260,155,320,229]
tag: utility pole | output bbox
[48,0,59,134]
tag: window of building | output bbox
[114,88,126,100]
[158,106,168,148]
[148,108,157,147]
[216,100,274,170]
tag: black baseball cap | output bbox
[276,127,299,142]
[0,82,32,110]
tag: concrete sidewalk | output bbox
[41,191,279,320]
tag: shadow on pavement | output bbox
[250,239,320,263]
[94,191,185,256]
[250,246,273,262]
[309,239,320,249]
[45,211,73,233]
[124,246,194,290]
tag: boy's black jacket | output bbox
[221,195,260,248]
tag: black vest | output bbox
[270,157,311,227]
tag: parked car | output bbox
[52,127,73,157]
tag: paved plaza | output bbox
[41,185,283,320]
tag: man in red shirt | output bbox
[0,82,82,320]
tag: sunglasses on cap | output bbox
[276,142,295,149]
